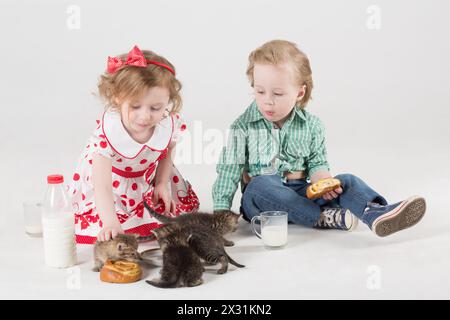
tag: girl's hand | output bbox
[322,186,343,201]
[97,224,124,242]
[152,183,176,214]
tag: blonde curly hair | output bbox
[97,49,182,114]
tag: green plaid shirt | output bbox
[212,101,330,211]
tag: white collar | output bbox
[102,110,173,159]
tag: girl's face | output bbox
[253,63,305,127]
[119,86,170,143]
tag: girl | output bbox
[69,45,199,244]
[212,40,426,237]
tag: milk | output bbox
[251,211,288,249]
[42,174,77,268]
[25,225,43,237]
[262,225,287,247]
[42,211,77,268]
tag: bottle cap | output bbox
[47,174,64,184]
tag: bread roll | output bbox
[306,178,341,199]
[100,260,142,283]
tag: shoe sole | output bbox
[347,213,359,231]
[372,196,426,237]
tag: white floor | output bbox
[2,0,450,300]
[1,144,449,299]
[1,191,449,300]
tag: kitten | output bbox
[154,224,245,274]
[146,229,204,288]
[141,201,241,246]
[92,233,141,272]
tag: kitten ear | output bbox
[151,230,160,239]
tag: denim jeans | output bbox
[240,173,387,227]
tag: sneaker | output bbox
[314,207,358,231]
[363,196,426,237]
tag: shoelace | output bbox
[364,202,384,213]
[316,208,344,228]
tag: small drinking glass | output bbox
[23,201,43,237]
[251,211,288,249]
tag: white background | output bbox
[1,0,449,299]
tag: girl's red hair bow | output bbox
[107,45,175,75]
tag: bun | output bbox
[100,260,142,283]
[306,178,341,199]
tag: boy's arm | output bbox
[212,121,247,211]
[212,156,245,211]
[310,170,333,184]
[306,116,330,181]
[306,117,343,200]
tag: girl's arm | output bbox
[92,153,123,241]
[152,142,176,213]
[155,141,175,186]
[310,170,342,201]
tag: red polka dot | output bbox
[100,141,108,149]
[94,143,97,147]
[112,180,120,188]
[173,176,179,183]
[129,199,135,206]
[96,120,100,124]
[120,194,127,199]
[89,160,92,165]
[140,159,147,164]
[180,124,187,131]
[117,158,122,162]
[99,134,106,139]
[125,167,133,172]
[73,173,80,181]
[132,183,138,190]
[121,200,127,207]
[82,194,86,201]
[176,114,180,119]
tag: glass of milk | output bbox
[23,201,43,237]
[251,211,288,249]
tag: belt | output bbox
[242,170,305,184]
[283,171,306,180]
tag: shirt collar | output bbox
[245,100,307,124]
[102,110,173,158]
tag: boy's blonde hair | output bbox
[98,50,182,113]
[246,40,313,109]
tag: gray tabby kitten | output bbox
[153,224,245,274]
[141,201,241,246]
[146,228,204,288]
[92,233,141,272]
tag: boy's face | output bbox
[119,86,170,142]
[253,63,305,127]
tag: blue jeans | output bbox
[240,173,387,227]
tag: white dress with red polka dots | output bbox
[68,110,199,244]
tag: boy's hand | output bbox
[322,186,343,201]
